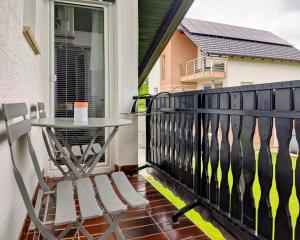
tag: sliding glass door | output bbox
[52,2,107,171]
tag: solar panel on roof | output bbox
[182,18,292,46]
[182,29,300,62]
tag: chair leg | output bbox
[56,223,74,239]
[103,213,124,240]
[113,225,124,240]
[98,212,126,240]
[76,221,93,240]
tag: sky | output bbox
[186,0,300,49]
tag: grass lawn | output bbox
[144,153,299,240]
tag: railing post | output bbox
[193,93,201,194]
[274,89,293,239]
[145,97,151,164]
[294,88,300,240]
[138,80,300,240]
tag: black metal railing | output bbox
[139,80,300,240]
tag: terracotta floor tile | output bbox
[151,211,186,223]
[164,226,205,240]
[146,199,171,208]
[78,223,108,236]
[129,180,148,186]
[131,233,168,240]
[136,185,156,193]
[146,194,166,201]
[78,233,116,240]
[186,236,211,240]
[25,233,35,240]
[120,216,155,229]
[126,209,150,219]
[122,224,162,239]
[20,174,209,240]
[130,181,150,188]
[158,217,194,232]
[147,205,178,215]
[55,228,78,238]
[83,216,106,226]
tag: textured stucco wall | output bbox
[0,0,50,239]
[196,57,300,89]
[111,0,139,168]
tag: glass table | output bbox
[31,117,132,178]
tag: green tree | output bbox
[138,78,149,112]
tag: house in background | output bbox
[155,18,300,92]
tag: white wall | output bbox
[0,0,50,239]
[224,57,300,87]
[110,0,139,169]
[148,60,160,95]
[0,0,139,237]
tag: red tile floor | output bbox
[20,174,210,240]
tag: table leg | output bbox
[77,129,102,165]
[55,129,79,163]
[41,128,66,176]
[83,126,119,176]
[45,128,73,172]
[46,128,82,178]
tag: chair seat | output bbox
[55,180,77,226]
[112,171,149,208]
[76,178,103,220]
[94,175,127,215]
[3,103,127,239]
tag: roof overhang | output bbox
[138,0,194,88]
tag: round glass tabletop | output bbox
[30,118,132,129]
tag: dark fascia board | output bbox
[138,0,194,88]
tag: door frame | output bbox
[48,0,112,177]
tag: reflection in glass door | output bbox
[54,3,105,163]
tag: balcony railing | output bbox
[180,56,227,81]
[138,80,300,240]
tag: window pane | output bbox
[54,3,105,161]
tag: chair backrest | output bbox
[37,102,61,163]
[3,103,49,191]
[38,102,46,118]
[2,103,55,239]
[2,103,31,145]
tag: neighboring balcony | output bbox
[180,56,227,82]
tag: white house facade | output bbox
[196,57,300,89]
